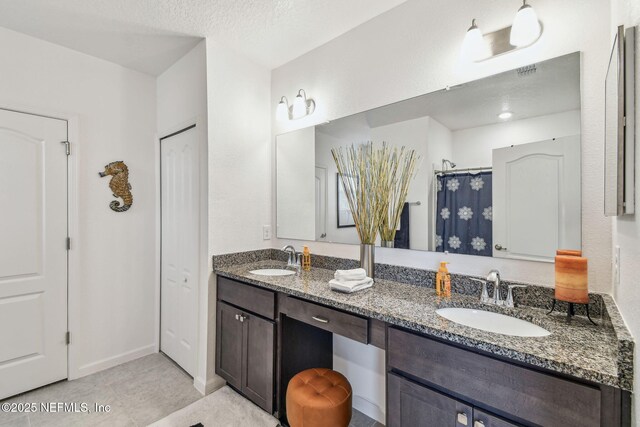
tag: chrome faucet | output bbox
[487,269,502,305]
[281,245,297,267]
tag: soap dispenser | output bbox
[302,246,311,271]
[436,262,451,297]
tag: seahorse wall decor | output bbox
[98,161,133,212]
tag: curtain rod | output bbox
[434,166,492,175]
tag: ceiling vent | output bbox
[516,64,537,77]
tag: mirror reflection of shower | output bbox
[442,158,456,171]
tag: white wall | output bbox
[205,42,272,393]
[452,110,581,168]
[272,0,612,420]
[207,43,272,256]
[272,0,612,293]
[156,40,214,394]
[0,26,158,378]
[611,0,640,424]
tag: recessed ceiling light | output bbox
[498,111,513,120]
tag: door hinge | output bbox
[66,237,71,250]
[65,331,70,345]
[60,141,70,155]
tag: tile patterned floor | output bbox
[0,353,201,427]
[0,353,383,427]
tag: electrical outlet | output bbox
[614,245,621,288]
[262,225,271,240]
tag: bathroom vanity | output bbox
[214,257,632,427]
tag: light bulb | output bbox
[292,91,307,119]
[498,111,513,120]
[510,1,541,47]
[461,19,490,63]
[276,97,289,121]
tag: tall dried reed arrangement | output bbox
[331,142,420,245]
[378,145,420,244]
[331,143,384,244]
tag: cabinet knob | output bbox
[456,412,468,426]
[239,315,245,323]
[235,314,240,321]
[474,421,485,427]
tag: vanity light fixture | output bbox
[461,19,490,63]
[292,89,316,120]
[276,96,290,121]
[498,111,513,120]
[510,0,542,47]
[276,90,316,121]
[461,1,542,63]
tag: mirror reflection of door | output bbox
[315,166,328,240]
[492,136,581,262]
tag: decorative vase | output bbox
[380,240,394,248]
[360,243,375,279]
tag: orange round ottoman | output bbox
[286,368,352,427]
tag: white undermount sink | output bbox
[436,307,551,337]
[249,268,296,276]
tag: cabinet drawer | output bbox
[388,327,601,427]
[280,296,368,343]
[217,276,276,319]
[387,372,472,427]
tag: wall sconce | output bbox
[461,0,542,63]
[276,89,316,121]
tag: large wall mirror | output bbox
[276,52,582,262]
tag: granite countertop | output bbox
[214,259,634,391]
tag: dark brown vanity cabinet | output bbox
[388,373,517,427]
[388,327,626,427]
[216,277,276,413]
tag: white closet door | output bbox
[0,109,68,399]
[492,136,581,262]
[160,126,199,376]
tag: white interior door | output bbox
[0,109,68,399]
[160,126,199,376]
[315,166,327,240]
[492,136,581,262]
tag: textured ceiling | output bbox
[0,0,408,75]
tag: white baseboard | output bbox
[71,344,156,380]
[194,375,226,395]
[353,395,385,424]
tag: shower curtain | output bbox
[435,171,492,257]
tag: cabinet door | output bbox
[388,373,473,427]
[473,409,520,427]
[242,313,275,413]
[215,302,243,389]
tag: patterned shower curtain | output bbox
[435,172,492,257]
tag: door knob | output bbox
[494,244,507,251]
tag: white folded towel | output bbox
[329,277,373,294]
[334,268,367,281]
